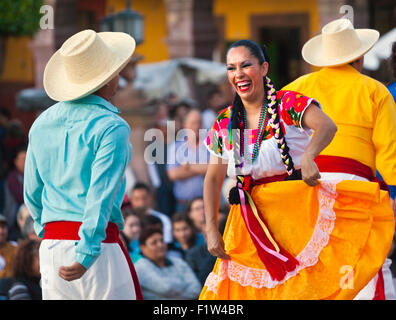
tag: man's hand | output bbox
[59,262,87,281]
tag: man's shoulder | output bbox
[134,256,152,269]
[282,72,318,91]
[29,102,62,131]
[360,73,389,92]
[167,255,187,267]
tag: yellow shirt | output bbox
[0,242,17,279]
[282,64,396,185]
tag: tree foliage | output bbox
[0,0,44,36]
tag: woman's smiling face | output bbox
[226,46,268,103]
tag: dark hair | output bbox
[13,145,27,160]
[121,206,139,221]
[0,107,11,120]
[391,41,396,80]
[171,212,197,248]
[169,101,192,120]
[187,197,203,213]
[140,215,162,229]
[139,225,163,245]
[172,212,195,226]
[227,40,269,65]
[207,88,221,100]
[226,40,299,205]
[12,239,40,279]
[132,182,152,194]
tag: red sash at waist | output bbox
[252,172,292,185]
[315,155,389,191]
[43,220,143,300]
[43,221,119,242]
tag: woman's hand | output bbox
[299,103,337,187]
[206,228,230,260]
[300,153,321,186]
[204,154,229,259]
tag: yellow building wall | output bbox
[0,36,34,83]
[106,0,169,63]
[214,0,320,40]
[0,0,320,82]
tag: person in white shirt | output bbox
[130,182,173,244]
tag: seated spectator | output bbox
[130,182,173,244]
[202,88,228,130]
[3,146,26,241]
[185,210,228,286]
[0,214,17,279]
[21,216,40,241]
[16,204,30,237]
[187,197,205,234]
[169,212,205,260]
[3,120,26,172]
[120,207,142,264]
[0,107,11,214]
[139,214,182,259]
[134,225,201,300]
[167,109,209,212]
[8,239,41,300]
[169,100,192,132]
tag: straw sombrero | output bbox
[44,29,136,102]
[302,19,379,67]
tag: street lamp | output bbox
[99,1,144,45]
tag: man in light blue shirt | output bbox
[24,29,141,299]
[25,94,131,269]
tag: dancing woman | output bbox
[199,40,394,300]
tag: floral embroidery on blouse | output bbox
[205,90,317,158]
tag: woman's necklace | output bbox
[241,98,268,165]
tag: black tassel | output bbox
[284,170,302,181]
[228,186,241,205]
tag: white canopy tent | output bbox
[17,57,228,111]
[132,57,227,100]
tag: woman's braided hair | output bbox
[227,40,300,179]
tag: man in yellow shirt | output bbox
[283,18,396,300]
[0,215,17,279]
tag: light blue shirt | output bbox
[24,94,132,269]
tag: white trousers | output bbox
[353,259,396,300]
[320,172,396,300]
[39,239,136,300]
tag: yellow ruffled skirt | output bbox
[199,180,394,300]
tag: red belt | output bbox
[43,221,143,300]
[249,155,388,190]
[315,155,389,191]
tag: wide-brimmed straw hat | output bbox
[44,29,136,102]
[302,18,379,67]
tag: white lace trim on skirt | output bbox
[205,181,338,293]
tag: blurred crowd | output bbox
[0,85,237,300]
